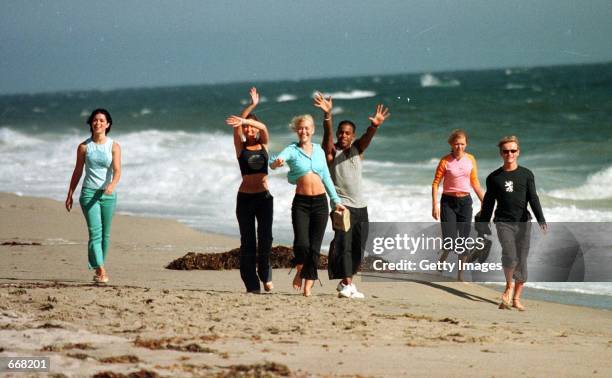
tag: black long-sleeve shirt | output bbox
[480,166,546,224]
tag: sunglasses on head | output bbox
[502,149,518,154]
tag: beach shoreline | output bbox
[1,192,611,376]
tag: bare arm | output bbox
[431,158,446,220]
[65,144,87,211]
[355,104,390,153]
[104,142,122,195]
[240,87,259,118]
[226,115,269,147]
[313,92,335,163]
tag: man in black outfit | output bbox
[480,136,547,311]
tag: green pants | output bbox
[79,188,117,269]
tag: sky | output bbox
[1,0,611,94]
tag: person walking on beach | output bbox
[65,109,121,284]
[314,93,390,299]
[480,136,547,311]
[270,114,346,297]
[225,87,274,293]
[432,129,485,281]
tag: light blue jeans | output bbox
[79,188,116,269]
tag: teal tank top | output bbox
[82,137,114,190]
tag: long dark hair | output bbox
[87,108,113,135]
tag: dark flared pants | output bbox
[236,191,273,292]
[291,194,329,280]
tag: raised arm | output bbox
[313,92,335,163]
[355,104,390,154]
[104,142,122,195]
[65,143,87,211]
[226,116,244,158]
[240,87,259,118]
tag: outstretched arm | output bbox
[355,104,390,154]
[313,92,335,163]
[240,87,259,118]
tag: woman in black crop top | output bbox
[225,87,274,293]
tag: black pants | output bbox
[440,194,473,250]
[236,191,273,292]
[496,221,532,282]
[291,194,329,280]
[328,206,369,280]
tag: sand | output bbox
[1,192,611,377]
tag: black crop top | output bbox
[238,145,268,175]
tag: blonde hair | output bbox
[447,129,467,144]
[290,114,315,132]
[497,135,520,150]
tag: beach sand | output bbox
[1,192,611,377]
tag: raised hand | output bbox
[313,92,333,114]
[226,115,245,128]
[369,104,390,127]
[249,87,259,107]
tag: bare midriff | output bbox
[239,173,268,193]
[443,191,470,197]
[296,172,325,196]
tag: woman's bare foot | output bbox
[303,279,314,297]
[264,282,274,292]
[499,287,513,310]
[94,267,109,283]
[292,265,303,290]
[512,298,525,311]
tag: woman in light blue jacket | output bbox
[271,114,345,297]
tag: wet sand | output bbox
[1,193,611,377]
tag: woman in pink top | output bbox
[432,129,485,280]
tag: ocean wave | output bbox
[505,83,526,90]
[420,73,460,88]
[363,158,438,170]
[321,90,377,100]
[0,127,44,147]
[331,107,344,115]
[276,94,297,102]
[1,128,612,244]
[486,282,612,297]
[547,166,612,200]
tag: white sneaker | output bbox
[338,283,352,298]
[350,284,365,299]
[338,283,365,299]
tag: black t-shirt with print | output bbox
[480,166,546,224]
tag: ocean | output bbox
[1,62,611,309]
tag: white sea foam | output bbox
[526,282,612,296]
[322,90,377,100]
[331,107,344,115]
[1,127,611,245]
[547,166,612,200]
[505,83,526,90]
[276,94,297,102]
[420,73,460,88]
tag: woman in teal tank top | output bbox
[65,109,122,284]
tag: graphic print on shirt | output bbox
[248,154,265,171]
[504,180,514,193]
